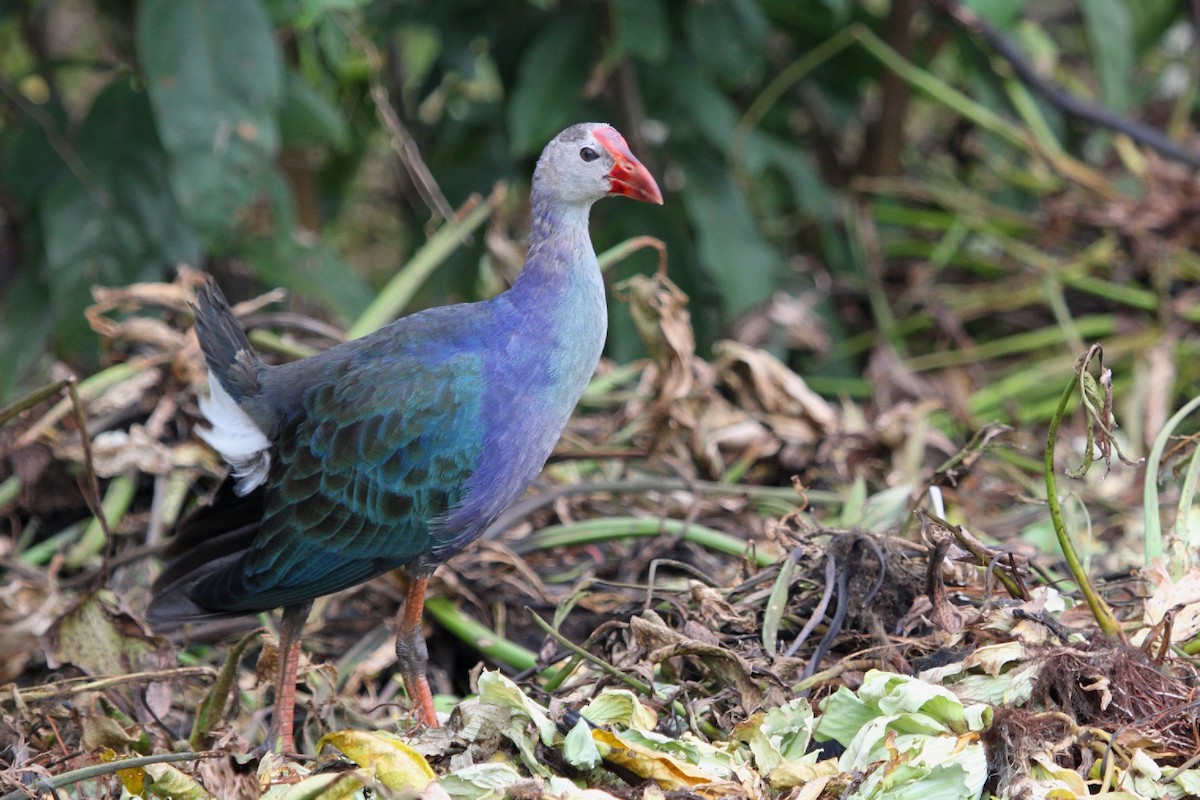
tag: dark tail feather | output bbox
[148,477,265,628]
[193,277,264,403]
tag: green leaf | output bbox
[506,7,595,155]
[683,0,769,87]
[562,718,601,769]
[1132,0,1186,52]
[138,0,284,245]
[962,0,1026,28]
[279,68,350,148]
[653,61,771,171]
[813,686,879,746]
[36,80,199,355]
[296,0,369,28]
[677,153,781,319]
[610,0,669,63]
[1079,0,1134,112]
[815,672,991,800]
[242,236,374,325]
[760,136,833,220]
[0,275,53,403]
[0,98,69,206]
[818,0,854,25]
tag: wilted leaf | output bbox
[733,699,834,790]
[46,590,175,702]
[316,730,437,797]
[591,728,742,798]
[1024,752,1091,797]
[0,578,64,683]
[259,771,363,800]
[459,671,559,777]
[713,340,838,434]
[1138,562,1200,643]
[53,425,174,477]
[437,763,523,800]
[83,714,144,753]
[562,717,601,769]
[615,270,695,422]
[631,611,764,713]
[142,761,214,800]
[580,689,657,730]
[475,671,558,746]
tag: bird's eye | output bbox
[579,147,600,162]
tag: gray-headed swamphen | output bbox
[148,123,663,748]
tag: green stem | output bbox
[424,596,537,672]
[13,361,146,445]
[512,517,776,568]
[247,329,317,360]
[1173,433,1200,551]
[0,475,19,509]
[904,316,1115,372]
[1045,378,1121,638]
[528,610,650,696]
[0,752,209,800]
[0,378,69,428]
[65,472,137,569]
[348,188,501,339]
[1143,393,1200,563]
[597,236,666,274]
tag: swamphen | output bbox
[148,123,662,748]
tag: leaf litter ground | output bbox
[3,255,1200,799]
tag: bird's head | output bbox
[534,123,663,207]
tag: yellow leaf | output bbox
[591,730,740,798]
[100,748,146,796]
[317,729,436,796]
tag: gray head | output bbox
[532,123,663,208]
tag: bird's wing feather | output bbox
[187,350,486,612]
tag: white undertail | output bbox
[196,369,271,495]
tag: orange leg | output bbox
[271,600,312,752]
[395,575,438,727]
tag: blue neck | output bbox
[431,188,609,555]
[505,190,607,394]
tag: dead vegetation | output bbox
[3,221,1200,799]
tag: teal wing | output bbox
[189,351,485,611]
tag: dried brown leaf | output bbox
[630,611,763,713]
[712,341,837,434]
[0,579,65,683]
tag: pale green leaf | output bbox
[562,718,601,770]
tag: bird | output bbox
[148,122,663,750]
